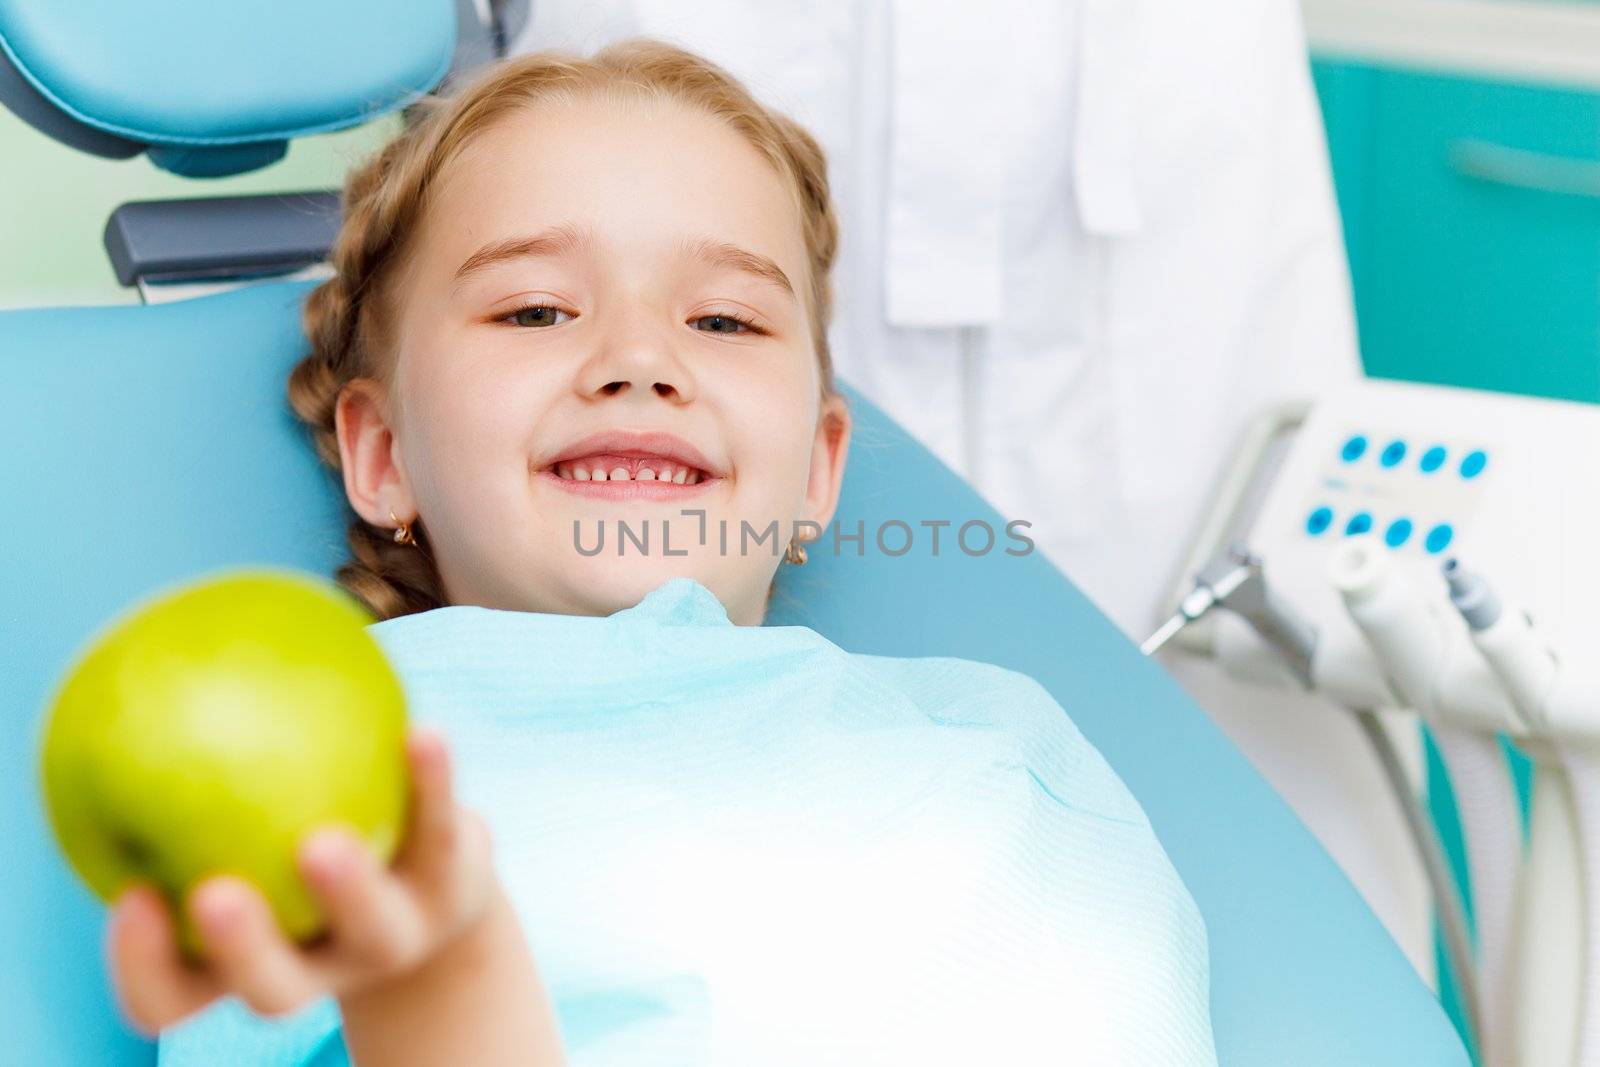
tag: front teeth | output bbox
[554,462,703,484]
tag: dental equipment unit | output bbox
[1156,377,1600,1065]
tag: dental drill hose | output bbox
[1448,562,1600,1067]
[1230,547,1480,1052]
[1332,542,1520,1067]
[1351,706,1483,1055]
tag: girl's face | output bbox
[336,93,850,624]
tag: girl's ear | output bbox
[801,392,851,530]
[335,378,417,525]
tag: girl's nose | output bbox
[591,376,686,402]
[576,321,697,405]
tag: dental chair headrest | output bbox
[0,0,456,176]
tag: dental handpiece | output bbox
[1141,544,1319,688]
[1329,539,1444,712]
[1445,559,1557,725]
[1141,581,1227,657]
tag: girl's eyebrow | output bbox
[453,223,591,288]
[681,236,796,303]
[452,224,796,303]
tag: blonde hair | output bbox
[288,39,841,621]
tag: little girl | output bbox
[111,40,1216,1065]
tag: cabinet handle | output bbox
[1449,139,1600,199]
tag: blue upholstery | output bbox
[0,282,1469,1066]
[0,0,453,174]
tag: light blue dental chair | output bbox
[0,2,1468,1064]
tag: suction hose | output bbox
[1448,561,1600,1067]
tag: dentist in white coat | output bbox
[513,0,1435,982]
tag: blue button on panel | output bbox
[1380,440,1407,468]
[1306,506,1334,536]
[1426,524,1455,554]
[1420,446,1447,473]
[1460,451,1488,479]
[1385,518,1413,548]
[1341,435,1368,462]
[1346,512,1373,536]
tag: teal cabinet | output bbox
[1312,61,1600,403]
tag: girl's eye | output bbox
[499,305,758,333]
[691,313,758,335]
[504,305,572,328]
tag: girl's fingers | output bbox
[107,885,220,1034]
[396,726,458,878]
[190,876,320,1017]
[298,827,426,974]
[393,727,494,933]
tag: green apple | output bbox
[39,569,409,955]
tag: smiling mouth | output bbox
[537,451,720,498]
[548,453,708,484]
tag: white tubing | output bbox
[1354,708,1484,1049]
[1432,726,1522,1067]
[1462,591,1599,1064]
[1565,750,1600,1067]
[1331,541,1521,1065]
[1514,755,1583,1067]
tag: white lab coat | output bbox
[511,0,1361,636]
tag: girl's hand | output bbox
[107,726,496,1033]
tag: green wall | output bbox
[0,109,398,311]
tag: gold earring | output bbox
[784,536,808,566]
[389,508,416,547]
